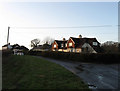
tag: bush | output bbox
[2,50,12,57]
[28,51,120,64]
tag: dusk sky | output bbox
[0,2,118,49]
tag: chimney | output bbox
[63,38,66,41]
[78,35,82,38]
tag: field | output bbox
[2,55,89,89]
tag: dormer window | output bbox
[93,42,98,46]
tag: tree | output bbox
[118,43,120,52]
[42,37,54,45]
[101,41,119,53]
[31,38,40,48]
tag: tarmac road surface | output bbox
[36,56,119,90]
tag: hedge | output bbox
[28,51,120,64]
[2,50,13,57]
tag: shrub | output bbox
[28,51,120,64]
[2,50,12,57]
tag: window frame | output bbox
[93,42,98,46]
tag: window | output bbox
[54,44,56,48]
[70,48,73,52]
[66,43,67,47]
[69,42,72,46]
[61,44,63,47]
[93,42,98,46]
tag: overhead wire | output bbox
[9,25,118,29]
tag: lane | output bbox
[36,56,119,90]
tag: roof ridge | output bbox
[70,37,80,39]
[55,40,68,41]
[55,40,63,41]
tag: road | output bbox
[36,56,119,90]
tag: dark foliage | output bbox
[28,51,120,64]
[101,45,119,53]
[118,43,120,52]
[101,41,119,53]
[2,50,12,57]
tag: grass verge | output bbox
[2,55,90,90]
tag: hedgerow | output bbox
[28,51,120,64]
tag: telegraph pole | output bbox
[7,26,10,44]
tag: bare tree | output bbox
[31,38,40,48]
[42,37,54,45]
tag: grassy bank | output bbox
[2,55,89,89]
[28,51,120,64]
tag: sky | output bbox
[0,2,118,49]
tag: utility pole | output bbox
[7,26,10,44]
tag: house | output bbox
[52,38,68,52]
[67,35,100,53]
[42,43,52,51]
[2,43,29,55]
[2,43,12,50]
[32,45,43,51]
[32,44,51,51]
[13,49,24,55]
[12,44,29,55]
[52,35,101,53]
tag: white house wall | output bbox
[82,43,97,53]
[2,47,7,50]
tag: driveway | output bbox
[36,56,119,90]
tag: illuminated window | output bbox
[54,44,56,48]
[66,43,67,47]
[61,44,63,47]
[69,42,72,46]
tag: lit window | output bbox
[69,42,72,46]
[54,44,56,48]
[66,43,67,47]
[93,42,98,46]
[61,44,63,47]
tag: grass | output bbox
[2,55,90,90]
